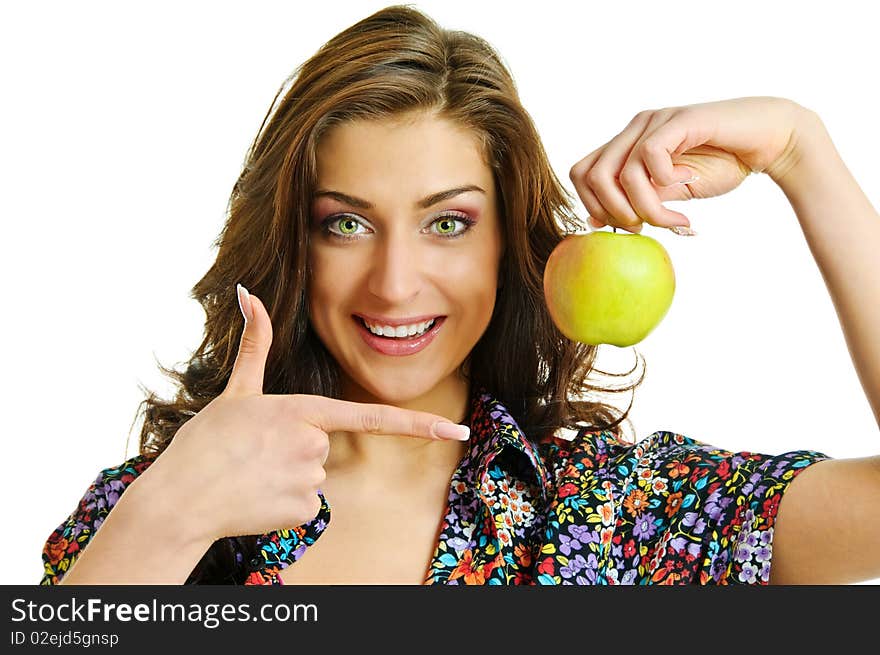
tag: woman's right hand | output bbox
[142,285,471,543]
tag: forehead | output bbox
[314,114,493,191]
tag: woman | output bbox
[41,5,879,585]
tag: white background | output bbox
[2,0,878,584]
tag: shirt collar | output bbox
[463,383,551,505]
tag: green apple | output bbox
[543,231,675,347]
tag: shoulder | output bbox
[537,427,828,486]
[40,453,158,584]
[532,427,830,585]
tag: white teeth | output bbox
[364,318,435,338]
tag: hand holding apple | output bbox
[568,96,814,234]
[543,231,675,347]
[547,97,818,346]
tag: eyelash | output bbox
[319,211,476,242]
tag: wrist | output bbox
[765,105,838,193]
[125,461,215,552]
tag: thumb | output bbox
[225,283,273,397]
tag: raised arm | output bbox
[762,109,880,584]
[767,110,880,428]
[567,97,880,583]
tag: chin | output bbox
[368,379,437,404]
[346,368,457,406]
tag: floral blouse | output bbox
[41,384,828,585]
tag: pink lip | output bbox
[353,315,445,357]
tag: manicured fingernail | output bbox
[236,283,253,322]
[432,422,471,440]
[669,225,697,236]
[677,175,700,185]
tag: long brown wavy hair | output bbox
[129,4,645,584]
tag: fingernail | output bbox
[432,421,471,440]
[668,225,697,236]
[236,283,253,322]
[677,175,700,185]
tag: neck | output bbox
[324,375,472,480]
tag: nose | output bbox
[366,228,424,304]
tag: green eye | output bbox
[337,218,359,235]
[435,218,457,235]
[321,216,366,238]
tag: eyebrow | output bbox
[312,185,486,210]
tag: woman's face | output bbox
[308,111,503,404]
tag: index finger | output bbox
[298,394,471,441]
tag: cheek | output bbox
[306,251,366,333]
[308,249,345,294]
[305,255,337,320]
[456,249,500,290]
[452,258,499,320]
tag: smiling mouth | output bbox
[353,315,442,339]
